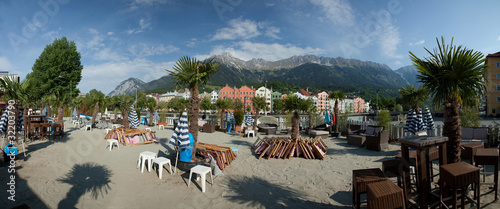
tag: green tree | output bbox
[145,97,158,125]
[200,97,213,113]
[72,97,85,118]
[167,56,220,160]
[214,98,233,126]
[272,98,285,114]
[0,77,34,140]
[410,37,487,163]
[233,98,244,111]
[252,96,266,130]
[329,90,346,134]
[115,94,135,128]
[399,84,428,111]
[136,91,147,109]
[168,97,188,113]
[27,37,82,100]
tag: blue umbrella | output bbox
[72,108,77,118]
[128,105,139,128]
[324,109,331,124]
[153,110,160,124]
[169,109,190,173]
[424,107,435,130]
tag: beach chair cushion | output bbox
[365,126,375,135]
[473,128,488,140]
[462,127,474,140]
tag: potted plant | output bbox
[234,109,244,132]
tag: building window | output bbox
[497,62,500,68]
[497,85,500,91]
[497,74,500,79]
[497,96,500,103]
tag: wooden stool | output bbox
[462,143,484,164]
[475,148,499,201]
[367,180,405,209]
[352,168,387,209]
[440,161,480,209]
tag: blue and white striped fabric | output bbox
[230,112,236,125]
[225,111,231,123]
[153,110,160,121]
[128,105,140,128]
[244,112,254,127]
[404,110,414,133]
[169,109,190,149]
[414,109,427,132]
[72,108,77,117]
[424,107,435,130]
[0,106,24,132]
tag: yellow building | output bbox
[486,51,500,116]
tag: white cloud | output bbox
[310,0,355,26]
[0,57,14,70]
[211,18,280,41]
[94,48,127,62]
[126,17,152,34]
[409,39,425,46]
[107,32,114,36]
[85,29,105,51]
[186,38,198,48]
[128,43,179,57]
[197,41,323,61]
[377,23,403,59]
[81,59,175,94]
[128,0,169,11]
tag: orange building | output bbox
[486,51,500,116]
[353,97,366,113]
[218,85,256,113]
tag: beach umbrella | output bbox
[332,110,336,125]
[104,108,108,116]
[43,106,47,116]
[72,108,77,118]
[404,110,415,133]
[324,109,331,124]
[244,112,253,127]
[153,110,160,123]
[225,111,231,123]
[230,112,236,125]
[424,107,435,130]
[414,109,427,133]
[128,105,140,128]
[0,106,24,132]
[169,109,190,173]
[145,110,151,125]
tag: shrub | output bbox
[460,107,480,127]
[377,110,392,130]
[234,110,244,126]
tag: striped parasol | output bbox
[414,109,427,133]
[244,112,253,127]
[0,106,24,132]
[128,105,140,128]
[404,110,414,133]
[169,109,190,149]
[424,107,435,130]
[230,112,236,125]
[153,110,160,122]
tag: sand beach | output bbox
[1,118,500,208]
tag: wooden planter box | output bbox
[235,125,242,132]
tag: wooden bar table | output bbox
[399,136,448,208]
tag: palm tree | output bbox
[398,84,428,112]
[115,94,135,128]
[0,77,33,140]
[410,37,487,163]
[72,97,84,118]
[85,89,105,125]
[214,98,233,128]
[167,56,220,160]
[329,90,345,134]
[145,97,157,126]
[284,94,304,139]
[252,96,266,130]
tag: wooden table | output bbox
[399,136,448,208]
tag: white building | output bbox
[255,86,272,114]
[210,90,218,104]
[339,98,354,113]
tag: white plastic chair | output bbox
[106,139,119,151]
[158,125,165,130]
[247,130,255,138]
[137,151,157,173]
[188,165,213,193]
[152,157,172,179]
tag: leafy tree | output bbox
[168,97,188,113]
[72,96,85,118]
[214,98,233,126]
[157,101,168,111]
[233,98,244,111]
[459,107,481,128]
[251,96,266,130]
[27,37,82,100]
[200,97,213,113]
[302,98,316,129]
[272,98,285,114]
[377,109,392,130]
[136,91,147,109]
[399,84,428,112]
[115,94,135,128]
[167,56,220,160]
[410,37,487,163]
[329,90,346,133]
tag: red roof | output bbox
[300,89,311,96]
[487,51,500,57]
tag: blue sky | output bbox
[1,0,500,95]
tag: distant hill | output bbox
[110,54,412,95]
[395,65,420,87]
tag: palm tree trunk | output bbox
[334,99,339,133]
[91,102,99,125]
[291,111,300,139]
[190,86,200,161]
[149,110,154,126]
[122,109,129,128]
[47,105,51,117]
[443,101,461,163]
[220,110,224,127]
[57,106,64,123]
[308,113,313,128]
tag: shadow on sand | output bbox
[57,162,112,209]
[225,175,332,208]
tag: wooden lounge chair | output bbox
[365,130,390,151]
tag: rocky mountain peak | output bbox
[108,77,145,97]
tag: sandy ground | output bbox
[0,118,499,209]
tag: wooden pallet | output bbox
[253,136,327,160]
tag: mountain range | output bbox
[107,53,419,97]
